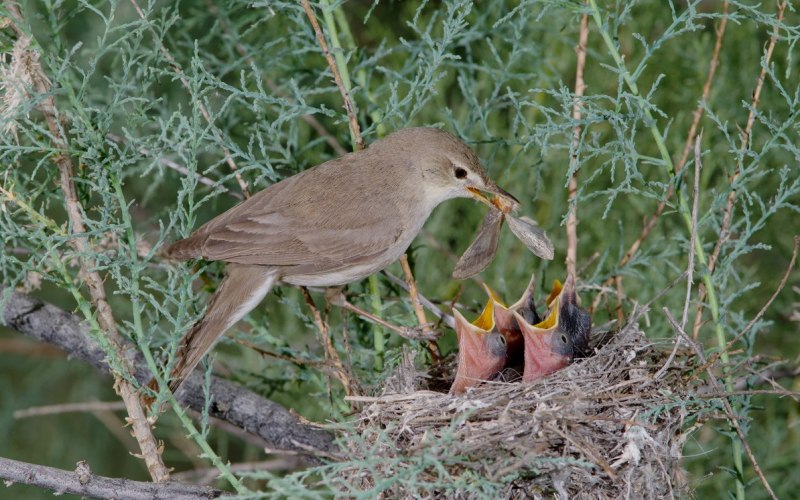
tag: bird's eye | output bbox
[454,166,468,179]
[561,334,568,344]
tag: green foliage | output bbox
[1,0,799,498]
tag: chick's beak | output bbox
[514,310,571,383]
[450,309,508,395]
[467,181,520,213]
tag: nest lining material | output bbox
[343,323,693,498]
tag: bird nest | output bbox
[341,323,694,498]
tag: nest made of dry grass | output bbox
[342,323,696,499]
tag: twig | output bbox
[3,3,170,482]
[234,338,326,367]
[128,0,250,198]
[171,457,303,485]
[1,288,338,456]
[301,288,355,396]
[591,1,730,312]
[327,291,438,341]
[106,134,243,200]
[14,401,126,419]
[693,0,789,339]
[382,270,456,329]
[663,309,777,500]
[653,136,703,382]
[399,255,440,360]
[0,457,221,499]
[724,235,800,350]
[682,135,702,331]
[299,0,364,151]
[566,3,589,279]
[205,0,347,156]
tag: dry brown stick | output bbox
[301,287,355,396]
[205,0,348,156]
[3,2,170,482]
[566,3,589,279]
[723,235,799,351]
[382,270,456,329]
[591,2,730,313]
[692,0,788,339]
[14,401,127,418]
[299,0,364,151]
[663,309,777,500]
[399,255,441,360]
[128,0,250,198]
[330,294,438,341]
[106,134,244,200]
[234,338,326,367]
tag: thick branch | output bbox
[1,289,338,456]
[0,457,222,500]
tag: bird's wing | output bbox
[169,158,410,269]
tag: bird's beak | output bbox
[467,181,520,213]
[450,308,508,395]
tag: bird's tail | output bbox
[146,264,278,403]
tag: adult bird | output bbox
[156,127,520,396]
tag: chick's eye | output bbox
[454,166,468,179]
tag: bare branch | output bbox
[106,134,244,200]
[3,2,169,481]
[566,3,589,279]
[301,287,356,396]
[300,0,364,151]
[724,235,800,350]
[0,457,222,500]
[1,288,338,457]
[382,270,456,330]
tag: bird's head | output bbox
[515,276,592,383]
[383,128,520,212]
[449,306,508,395]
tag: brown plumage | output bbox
[154,127,521,396]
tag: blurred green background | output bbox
[1,0,798,497]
